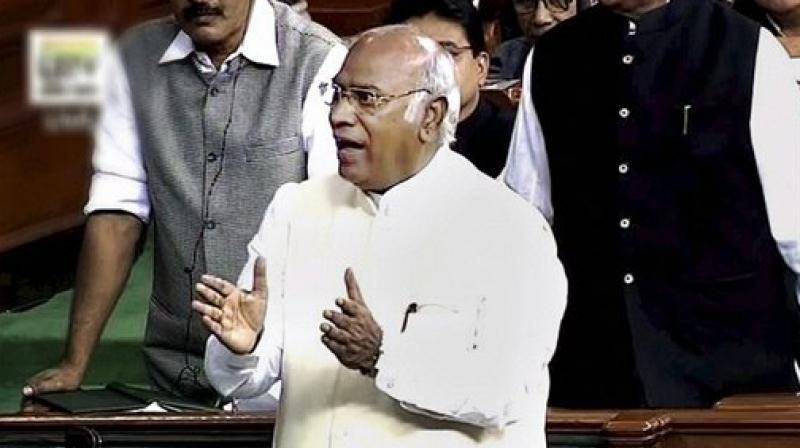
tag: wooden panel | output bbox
[7,403,800,448]
[0,0,170,309]
[309,0,391,37]
[0,412,275,447]
[0,0,62,131]
[714,393,800,412]
[0,0,170,252]
[0,0,85,253]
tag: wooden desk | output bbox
[0,412,275,447]
[548,394,800,447]
[6,395,800,448]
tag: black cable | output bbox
[173,60,244,397]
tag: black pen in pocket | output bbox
[401,302,418,333]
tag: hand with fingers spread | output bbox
[320,268,383,375]
[192,257,268,355]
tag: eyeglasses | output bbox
[322,83,432,115]
[439,42,473,58]
[513,0,574,13]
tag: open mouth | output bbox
[335,137,365,167]
[335,136,365,152]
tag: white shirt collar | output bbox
[358,145,455,216]
[159,0,279,68]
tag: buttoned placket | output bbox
[618,19,639,293]
[198,56,246,267]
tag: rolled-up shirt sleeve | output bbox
[204,184,298,399]
[373,209,567,430]
[750,29,800,302]
[83,47,150,221]
[303,44,347,179]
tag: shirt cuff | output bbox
[206,335,260,370]
[204,336,262,397]
[84,172,150,222]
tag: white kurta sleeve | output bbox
[83,47,150,221]
[750,28,800,302]
[374,208,567,429]
[204,183,299,398]
[502,49,554,223]
[302,44,347,179]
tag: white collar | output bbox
[358,145,455,216]
[159,0,279,67]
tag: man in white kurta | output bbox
[195,26,566,448]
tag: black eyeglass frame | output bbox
[513,0,574,14]
[438,42,474,58]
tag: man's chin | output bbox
[184,24,227,47]
[338,164,368,185]
[338,164,358,181]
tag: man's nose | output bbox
[533,2,555,25]
[329,96,357,128]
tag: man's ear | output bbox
[475,51,490,87]
[419,97,447,144]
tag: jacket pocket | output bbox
[245,135,301,162]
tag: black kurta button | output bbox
[207,153,218,162]
[210,87,220,96]
[205,220,216,230]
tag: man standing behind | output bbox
[24,0,345,403]
[194,26,566,447]
[387,0,515,177]
[490,0,577,80]
[505,0,800,408]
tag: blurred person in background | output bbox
[386,0,515,177]
[491,0,577,79]
[23,0,344,407]
[478,0,523,53]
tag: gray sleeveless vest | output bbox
[119,2,338,399]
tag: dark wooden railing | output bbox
[5,394,800,447]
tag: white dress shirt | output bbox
[205,148,567,447]
[84,0,347,222]
[504,28,800,301]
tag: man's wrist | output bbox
[359,347,383,378]
[245,329,264,355]
[61,356,89,374]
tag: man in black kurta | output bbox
[504,0,800,408]
[387,0,515,177]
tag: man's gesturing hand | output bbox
[320,268,383,374]
[192,257,268,355]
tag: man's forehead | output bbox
[337,37,423,89]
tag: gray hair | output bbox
[408,35,460,148]
[351,25,461,148]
